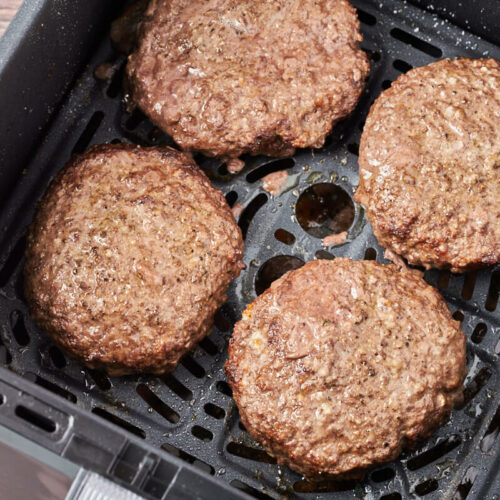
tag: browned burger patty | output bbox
[355,58,500,272]
[225,259,466,478]
[25,144,244,375]
[126,0,369,168]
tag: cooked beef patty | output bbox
[355,58,500,273]
[25,144,244,375]
[126,0,369,168]
[225,259,466,478]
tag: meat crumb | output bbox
[231,203,243,219]
[322,231,347,247]
[227,158,245,173]
[94,62,115,81]
[262,170,289,197]
[384,249,424,277]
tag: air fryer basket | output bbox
[0,0,499,499]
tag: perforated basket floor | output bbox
[0,1,499,499]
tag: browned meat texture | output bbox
[126,0,369,162]
[25,144,244,375]
[355,58,500,273]
[226,259,466,478]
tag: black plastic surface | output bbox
[408,0,500,47]
[0,367,247,500]
[0,0,124,213]
[0,1,499,499]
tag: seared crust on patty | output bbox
[126,0,369,162]
[225,259,466,478]
[355,58,500,272]
[25,144,244,375]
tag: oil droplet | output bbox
[341,176,348,182]
[340,157,347,166]
[330,172,339,182]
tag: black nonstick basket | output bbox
[0,1,499,499]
